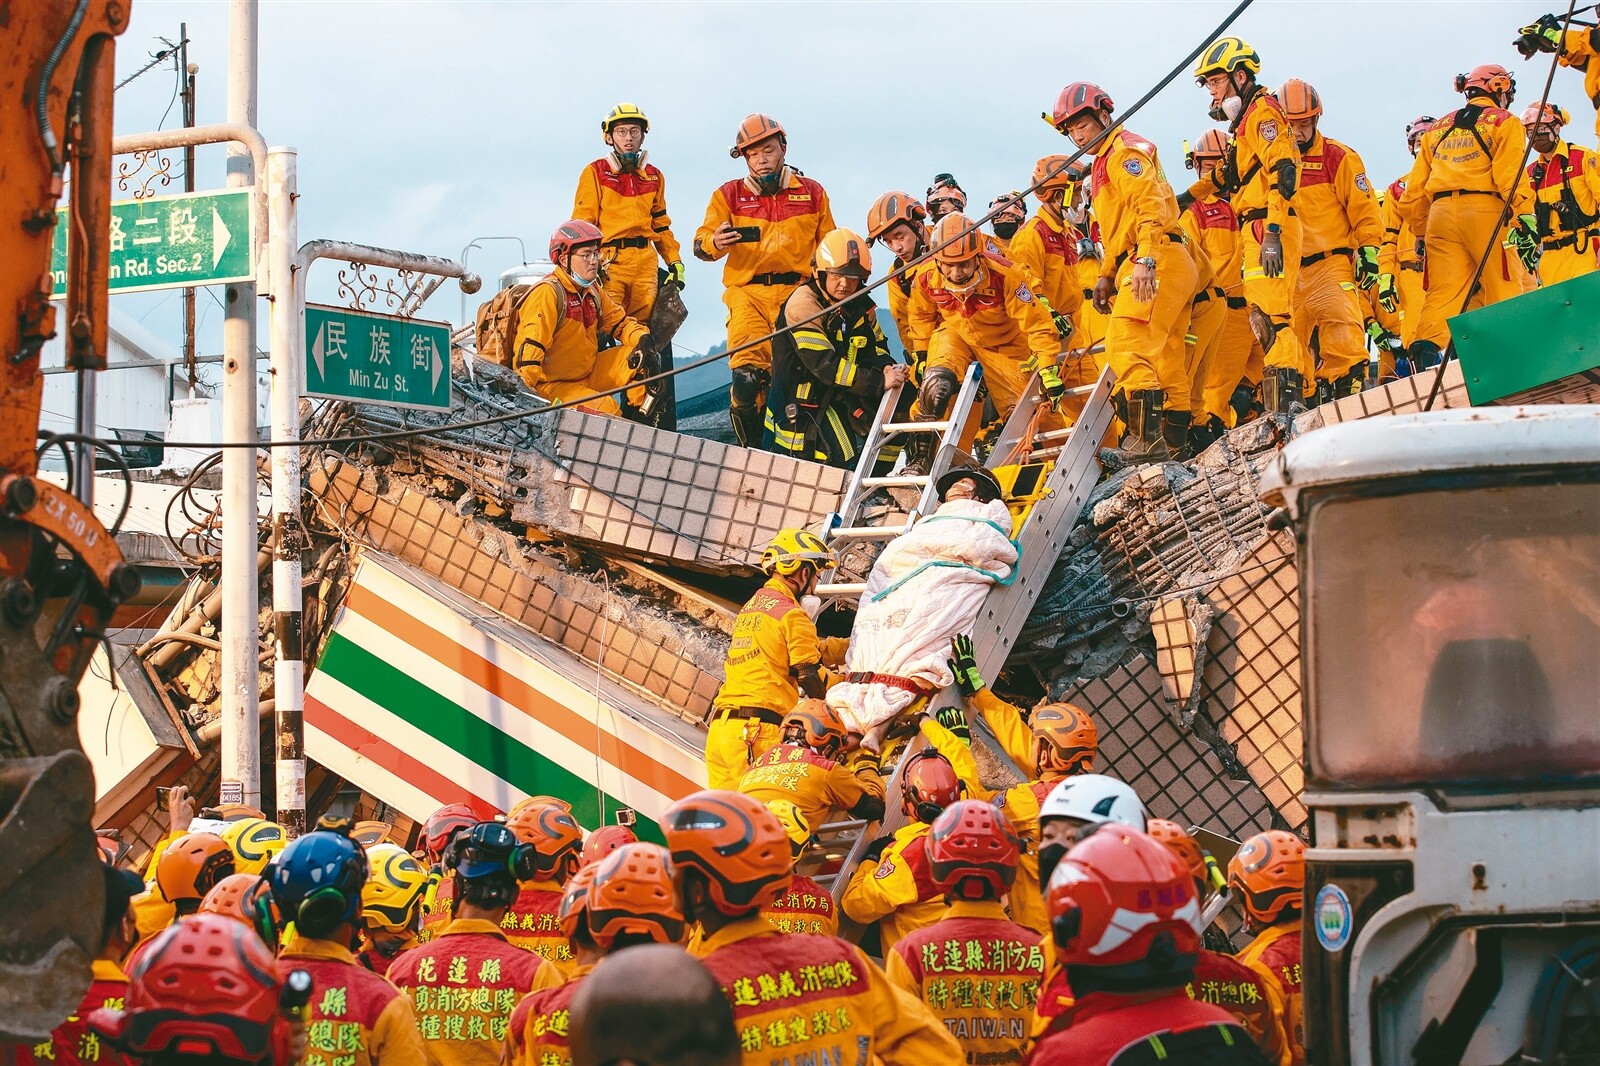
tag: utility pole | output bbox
[220,0,261,810]
[180,24,198,397]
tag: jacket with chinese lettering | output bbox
[503,962,597,1066]
[714,577,838,717]
[1235,924,1304,1066]
[695,915,963,1066]
[1398,99,1533,231]
[1187,949,1291,1066]
[388,919,558,1066]
[572,155,681,265]
[762,873,839,937]
[1027,988,1252,1066]
[884,900,1045,1065]
[15,959,132,1066]
[838,821,946,952]
[694,169,835,286]
[737,741,886,837]
[500,882,574,975]
[1293,132,1383,260]
[418,871,454,944]
[277,937,430,1066]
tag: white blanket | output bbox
[828,497,1018,750]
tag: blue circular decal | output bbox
[1315,883,1353,952]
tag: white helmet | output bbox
[1038,774,1147,830]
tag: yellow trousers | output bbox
[603,246,660,322]
[704,716,783,791]
[724,281,797,371]
[1293,254,1368,381]
[1104,240,1197,406]
[1539,239,1599,286]
[1414,196,1523,349]
[1240,216,1313,380]
[1185,291,1227,419]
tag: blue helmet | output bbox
[268,830,368,937]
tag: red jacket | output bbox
[13,960,133,1066]
[1026,988,1251,1065]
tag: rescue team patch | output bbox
[1355,174,1370,192]
[874,859,896,879]
[1015,284,1035,303]
[1261,120,1279,142]
[1123,158,1144,176]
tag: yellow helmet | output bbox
[220,818,287,877]
[760,528,834,577]
[362,843,430,935]
[602,103,649,136]
[1194,36,1261,82]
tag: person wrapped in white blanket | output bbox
[828,466,1018,752]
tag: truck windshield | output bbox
[1306,478,1600,789]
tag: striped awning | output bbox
[305,551,707,840]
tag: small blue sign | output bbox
[1315,883,1354,952]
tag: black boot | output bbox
[1261,367,1305,416]
[1332,368,1364,399]
[1161,410,1192,459]
[1120,389,1169,461]
[1187,415,1227,456]
[1313,378,1335,408]
[1229,382,1261,425]
[729,399,763,447]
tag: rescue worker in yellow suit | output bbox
[1277,79,1389,404]
[707,529,848,790]
[1189,37,1312,415]
[1048,80,1200,458]
[736,699,886,843]
[695,114,835,447]
[987,191,1028,257]
[865,191,932,358]
[511,221,655,417]
[762,229,907,468]
[1008,156,1091,418]
[572,104,684,341]
[1065,183,1114,359]
[1398,65,1535,371]
[1181,130,1256,452]
[926,173,968,222]
[1375,117,1437,376]
[905,213,1064,455]
[1524,102,1600,285]
[1516,14,1600,144]
[918,634,1100,939]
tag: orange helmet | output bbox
[729,113,786,158]
[512,795,573,816]
[1457,64,1515,99]
[1278,78,1322,121]
[1047,825,1201,971]
[1146,819,1206,883]
[900,749,964,824]
[931,214,984,266]
[558,864,599,940]
[782,700,851,758]
[350,821,396,848]
[198,873,279,949]
[865,190,928,243]
[157,832,236,908]
[928,799,1021,899]
[207,803,266,823]
[580,824,639,869]
[1032,155,1080,200]
[661,790,793,917]
[1032,702,1098,777]
[814,229,872,280]
[586,843,685,949]
[1521,102,1570,128]
[505,803,585,883]
[1228,829,1306,926]
[1185,129,1230,170]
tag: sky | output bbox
[103,0,1574,393]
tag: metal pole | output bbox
[181,24,198,394]
[266,147,304,837]
[72,372,95,504]
[220,0,260,810]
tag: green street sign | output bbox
[50,189,254,297]
[304,304,452,412]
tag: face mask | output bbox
[1037,841,1068,888]
[800,595,821,620]
[569,266,597,288]
[755,171,783,194]
[992,221,1020,240]
[1221,95,1244,122]
[615,151,642,171]
[1066,204,1089,227]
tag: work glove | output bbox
[1049,309,1074,340]
[666,261,687,288]
[1259,229,1285,278]
[862,835,895,863]
[1514,13,1564,57]
[627,334,657,371]
[1037,363,1067,410]
[1176,190,1196,211]
[1355,246,1381,289]
[1365,318,1403,353]
[1375,272,1400,314]
[948,634,984,697]
[1511,216,1541,273]
[933,705,972,746]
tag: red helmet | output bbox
[1046,825,1202,972]
[1046,82,1114,131]
[927,799,1020,899]
[558,864,599,940]
[505,803,585,884]
[422,803,479,861]
[549,220,604,265]
[88,914,292,1064]
[580,824,640,869]
[900,749,964,823]
[1456,64,1515,100]
[586,843,685,949]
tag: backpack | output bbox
[473,278,563,367]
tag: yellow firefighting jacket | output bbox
[1398,99,1533,231]
[905,254,1060,365]
[1089,127,1187,276]
[1293,132,1384,259]
[1007,210,1086,325]
[277,936,430,1066]
[572,153,682,265]
[1181,194,1245,297]
[713,577,841,717]
[694,169,836,286]
[737,741,886,837]
[1190,89,1300,230]
[510,267,649,403]
[1528,140,1600,249]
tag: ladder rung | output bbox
[817,819,867,834]
[1033,427,1075,443]
[828,526,903,540]
[815,581,868,597]
[861,475,931,488]
[1030,446,1066,461]
[882,420,949,434]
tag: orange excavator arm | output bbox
[0,0,138,1043]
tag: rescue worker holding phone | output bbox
[695,114,835,447]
